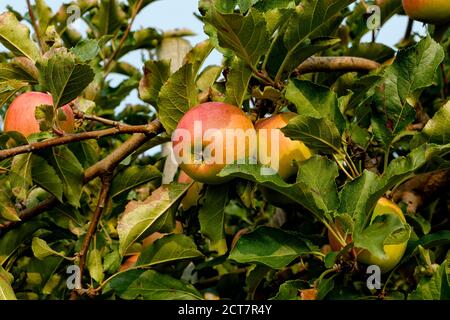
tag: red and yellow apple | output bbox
[3,92,74,137]
[255,112,312,180]
[402,0,450,24]
[255,112,312,206]
[328,197,408,273]
[172,102,256,184]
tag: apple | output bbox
[255,112,312,180]
[3,92,75,137]
[172,102,256,184]
[328,197,408,273]
[255,112,312,206]
[402,0,450,24]
[178,170,204,210]
[357,198,408,273]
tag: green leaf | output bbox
[0,221,45,264]
[296,156,339,213]
[403,231,450,262]
[87,249,104,283]
[423,101,450,144]
[34,104,54,132]
[136,234,203,267]
[31,237,65,260]
[70,39,100,62]
[0,192,19,222]
[0,62,37,83]
[117,183,190,255]
[68,140,99,169]
[196,65,222,92]
[353,214,409,259]
[263,7,295,36]
[339,170,380,230]
[276,0,354,77]
[92,0,126,36]
[198,184,229,255]
[285,79,346,133]
[35,0,52,32]
[382,36,445,137]
[109,269,202,300]
[0,12,40,62]
[157,63,198,133]
[183,40,214,72]
[37,48,95,108]
[31,155,64,202]
[47,146,84,207]
[138,60,171,107]
[229,226,311,269]
[238,0,262,12]
[381,144,450,195]
[344,74,382,111]
[9,153,32,200]
[281,115,342,154]
[270,279,306,300]
[317,274,337,300]
[205,6,269,67]
[245,264,271,299]
[0,80,27,108]
[218,164,324,216]
[157,36,192,71]
[110,165,161,198]
[225,57,253,108]
[408,262,450,300]
[0,266,16,300]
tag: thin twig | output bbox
[73,110,127,127]
[25,0,44,53]
[0,197,58,230]
[294,56,381,76]
[103,0,144,75]
[70,174,112,300]
[0,120,163,232]
[0,121,161,161]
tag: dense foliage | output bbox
[0,0,449,300]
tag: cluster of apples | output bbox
[173,102,409,273]
[172,102,312,185]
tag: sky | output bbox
[0,0,428,125]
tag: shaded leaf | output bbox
[423,101,450,144]
[110,165,161,198]
[109,269,202,300]
[229,226,311,269]
[157,63,198,133]
[137,234,203,267]
[282,115,342,154]
[117,183,190,255]
[205,7,269,67]
[139,60,171,107]
[0,266,16,300]
[37,48,95,108]
[225,58,252,108]
[198,184,229,255]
